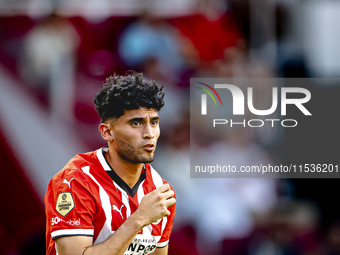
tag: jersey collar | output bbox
[96,147,111,170]
[96,147,147,197]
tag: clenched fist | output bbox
[135,184,176,227]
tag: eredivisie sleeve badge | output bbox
[56,192,75,216]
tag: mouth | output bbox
[143,144,155,152]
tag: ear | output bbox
[98,123,114,142]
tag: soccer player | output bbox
[45,73,176,255]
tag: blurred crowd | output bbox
[0,0,340,254]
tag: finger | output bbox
[160,190,174,200]
[157,184,170,193]
[164,209,171,217]
[164,198,176,209]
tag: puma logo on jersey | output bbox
[62,178,74,189]
[112,204,124,219]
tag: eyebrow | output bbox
[128,116,159,122]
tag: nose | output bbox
[142,123,155,139]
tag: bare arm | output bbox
[56,184,175,255]
[152,246,169,255]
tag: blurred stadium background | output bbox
[0,0,340,254]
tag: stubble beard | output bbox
[116,138,155,163]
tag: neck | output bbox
[105,146,144,188]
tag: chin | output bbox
[141,157,155,163]
[139,154,155,163]
[126,153,155,164]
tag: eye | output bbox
[132,121,141,127]
[151,120,159,125]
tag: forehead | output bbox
[120,107,159,120]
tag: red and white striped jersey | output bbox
[45,147,176,255]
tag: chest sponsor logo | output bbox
[125,238,156,255]
[56,192,75,216]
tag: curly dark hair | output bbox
[94,72,165,122]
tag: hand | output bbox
[135,184,176,227]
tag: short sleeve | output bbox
[157,184,176,248]
[45,169,96,240]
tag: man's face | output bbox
[110,107,160,164]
